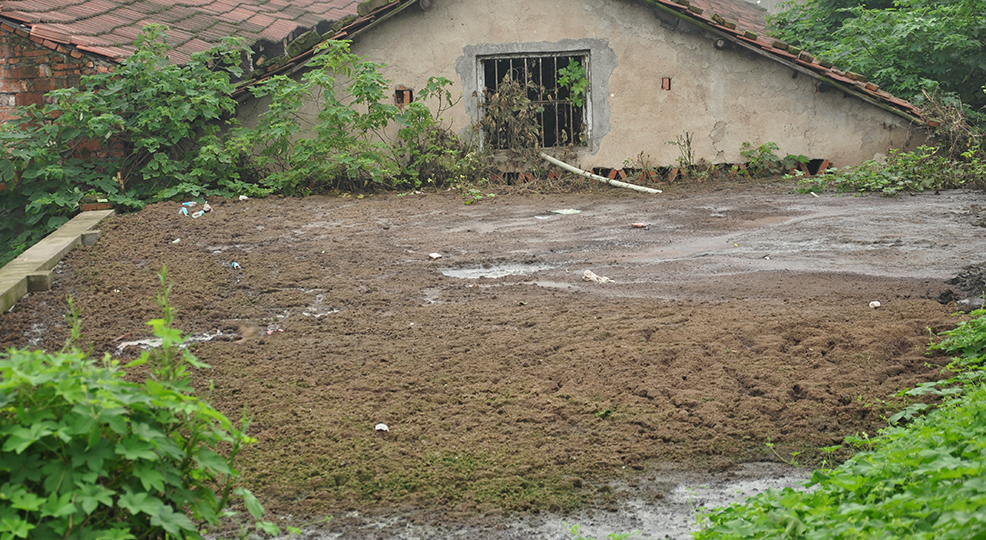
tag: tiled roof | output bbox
[0,0,922,121]
[0,0,360,63]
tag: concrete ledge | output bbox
[0,209,115,313]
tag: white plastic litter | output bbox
[551,209,581,215]
[375,423,389,432]
[429,253,443,260]
[869,301,881,309]
[582,270,614,284]
[238,195,249,201]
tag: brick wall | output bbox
[0,21,111,122]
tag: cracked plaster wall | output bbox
[336,0,923,168]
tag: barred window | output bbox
[479,53,589,149]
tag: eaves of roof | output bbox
[638,0,923,123]
[0,0,923,124]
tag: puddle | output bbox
[116,329,228,352]
[273,462,809,539]
[442,262,554,279]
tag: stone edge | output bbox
[0,209,116,314]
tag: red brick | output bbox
[42,39,58,50]
[28,79,60,93]
[6,57,20,64]
[9,65,38,78]
[0,80,21,93]
[14,29,28,38]
[29,36,43,44]
[70,50,84,58]
[20,49,49,58]
[0,22,15,33]
[15,92,44,107]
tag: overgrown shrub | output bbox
[794,144,986,196]
[0,269,280,539]
[0,25,266,267]
[235,40,489,194]
[738,142,808,178]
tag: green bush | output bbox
[793,145,986,195]
[235,40,487,194]
[694,308,986,540]
[0,25,265,267]
[0,269,278,539]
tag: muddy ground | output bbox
[3,179,986,538]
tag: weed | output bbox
[668,132,695,170]
[0,267,283,539]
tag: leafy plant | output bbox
[668,132,695,170]
[0,268,281,539]
[558,59,589,108]
[768,0,986,115]
[793,145,986,195]
[0,25,263,267]
[394,77,491,189]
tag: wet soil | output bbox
[3,179,985,538]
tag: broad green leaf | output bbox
[234,487,264,520]
[115,436,158,461]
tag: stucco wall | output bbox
[339,0,920,168]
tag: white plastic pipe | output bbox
[540,153,662,194]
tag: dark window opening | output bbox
[394,86,413,106]
[480,53,588,149]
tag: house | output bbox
[0,0,927,170]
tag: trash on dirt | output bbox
[203,203,213,212]
[191,210,205,219]
[810,192,820,198]
[551,209,581,215]
[535,216,552,220]
[266,328,285,335]
[582,270,614,283]
[178,207,188,216]
[869,301,882,309]
[429,253,443,260]
[231,262,241,269]
[375,423,389,432]
[631,223,649,229]
[171,238,181,244]
[182,201,198,207]
[764,255,771,260]
[238,195,249,201]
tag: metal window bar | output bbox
[480,53,588,149]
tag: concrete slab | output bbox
[0,209,115,313]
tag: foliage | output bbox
[0,25,262,267]
[768,0,986,114]
[558,59,589,108]
[0,268,282,539]
[479,75,544,167]
[234,40,488,194]
[739,142,808,177]
[394,77,491,190]
[792,144,986,195]
[694,308,986,540]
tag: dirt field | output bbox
[3,179,986,538]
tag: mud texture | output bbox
[3,180,985,538]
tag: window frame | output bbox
[477,51,591,150]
